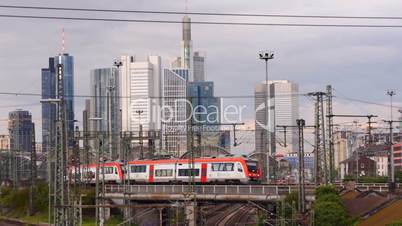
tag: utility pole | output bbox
[326,85,334,183]
[276,125,288,147]
[29,123,37,216]
[44,63,69,225]
[383,120,402,185]
[309,92,327,185]
[185,96,196,226]
[135,110,144,159]
[259,50,274,183]
[297,119,306,213]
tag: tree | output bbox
[314,201,348,226]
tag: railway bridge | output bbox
[105,184,317,202]
[104,183,394,202]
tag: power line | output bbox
[2,5,402,21]
[0,91,308,99]
[2,14,402,28]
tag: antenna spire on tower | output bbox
[61,28,65,54]
[185,0,188,14]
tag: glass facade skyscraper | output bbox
[41,53,74,152]
[90,68,120,159]
[8,110,34,152]
[187,81,220,124]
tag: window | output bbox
[237,163,243,172]
[178,169,200,177]
[211,163,234,171]
[101,167,114,174]
[155,169,173,177]
[131,165,146,173]
[212,163,219,171]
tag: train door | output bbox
[149,165,154,183]
[201,163,207,183]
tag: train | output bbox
[71,156,261,184]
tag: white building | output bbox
[163,69,187,157]
[120,55,162,133]
[370,155,388,176]
[255,80,299,155]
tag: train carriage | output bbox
[127,156,260,184]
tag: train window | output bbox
[225,163,234,171]
[155,169,173,177]
[131,165,147,173]
[212,163,219,171]
[101,167,114,174]
[178,169,200,177]
[246,161,258,173]
[211,163,234,171]
[237,163,243,172]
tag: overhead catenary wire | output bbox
[2,5,402,21]
[0,91,308,99]
[2,14,402,28]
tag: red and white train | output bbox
[74,156,261,184]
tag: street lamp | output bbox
[387,90,396,183]
[259,50,274,183]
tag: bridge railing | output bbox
[105,184,315,196]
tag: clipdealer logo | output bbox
[255,102,269,131]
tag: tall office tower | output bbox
[187,81,223,152]
[255,80,299,155]
[193,51,205,82]
[187,81,220,124]
[171,16,206,82]
[41,53,74,152]
[90,68,120,160]
[163,69,187,157]
[181,16,193,80]
[82,99,91,135]
[8,110,34,152]
[121,55,162,134]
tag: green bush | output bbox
[315,185,337,198]
[314,201,348,226]
[316,193,342,205]
[314,185,349,226]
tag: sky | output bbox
[0,0,402,153]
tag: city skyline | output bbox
[0,0,401,151]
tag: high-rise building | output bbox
[90,68,120,159]
[163,69,187,156]
[0,135,10,150]
[41,53,74,152]
[255,80,299,155]
[187,81,222,152]
[193,51,205,82]
[8,110,34,152]
[171,16,206,82]
[120,55,162,133]
[187,81,220,125]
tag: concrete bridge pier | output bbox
[185,202,197,226]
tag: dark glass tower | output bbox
[8,110,34,152]
[41,53,74,152]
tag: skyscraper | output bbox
[171,16,206,82]
[41,53,74,152]
[163,69,187,156]
[255,80,299,155]
[193,51,206,82]
[187,81,220,124]
[120,55,162,133]
[90,68,120,159]
[8,110,34,152]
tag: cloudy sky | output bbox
[0,0,401,152]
